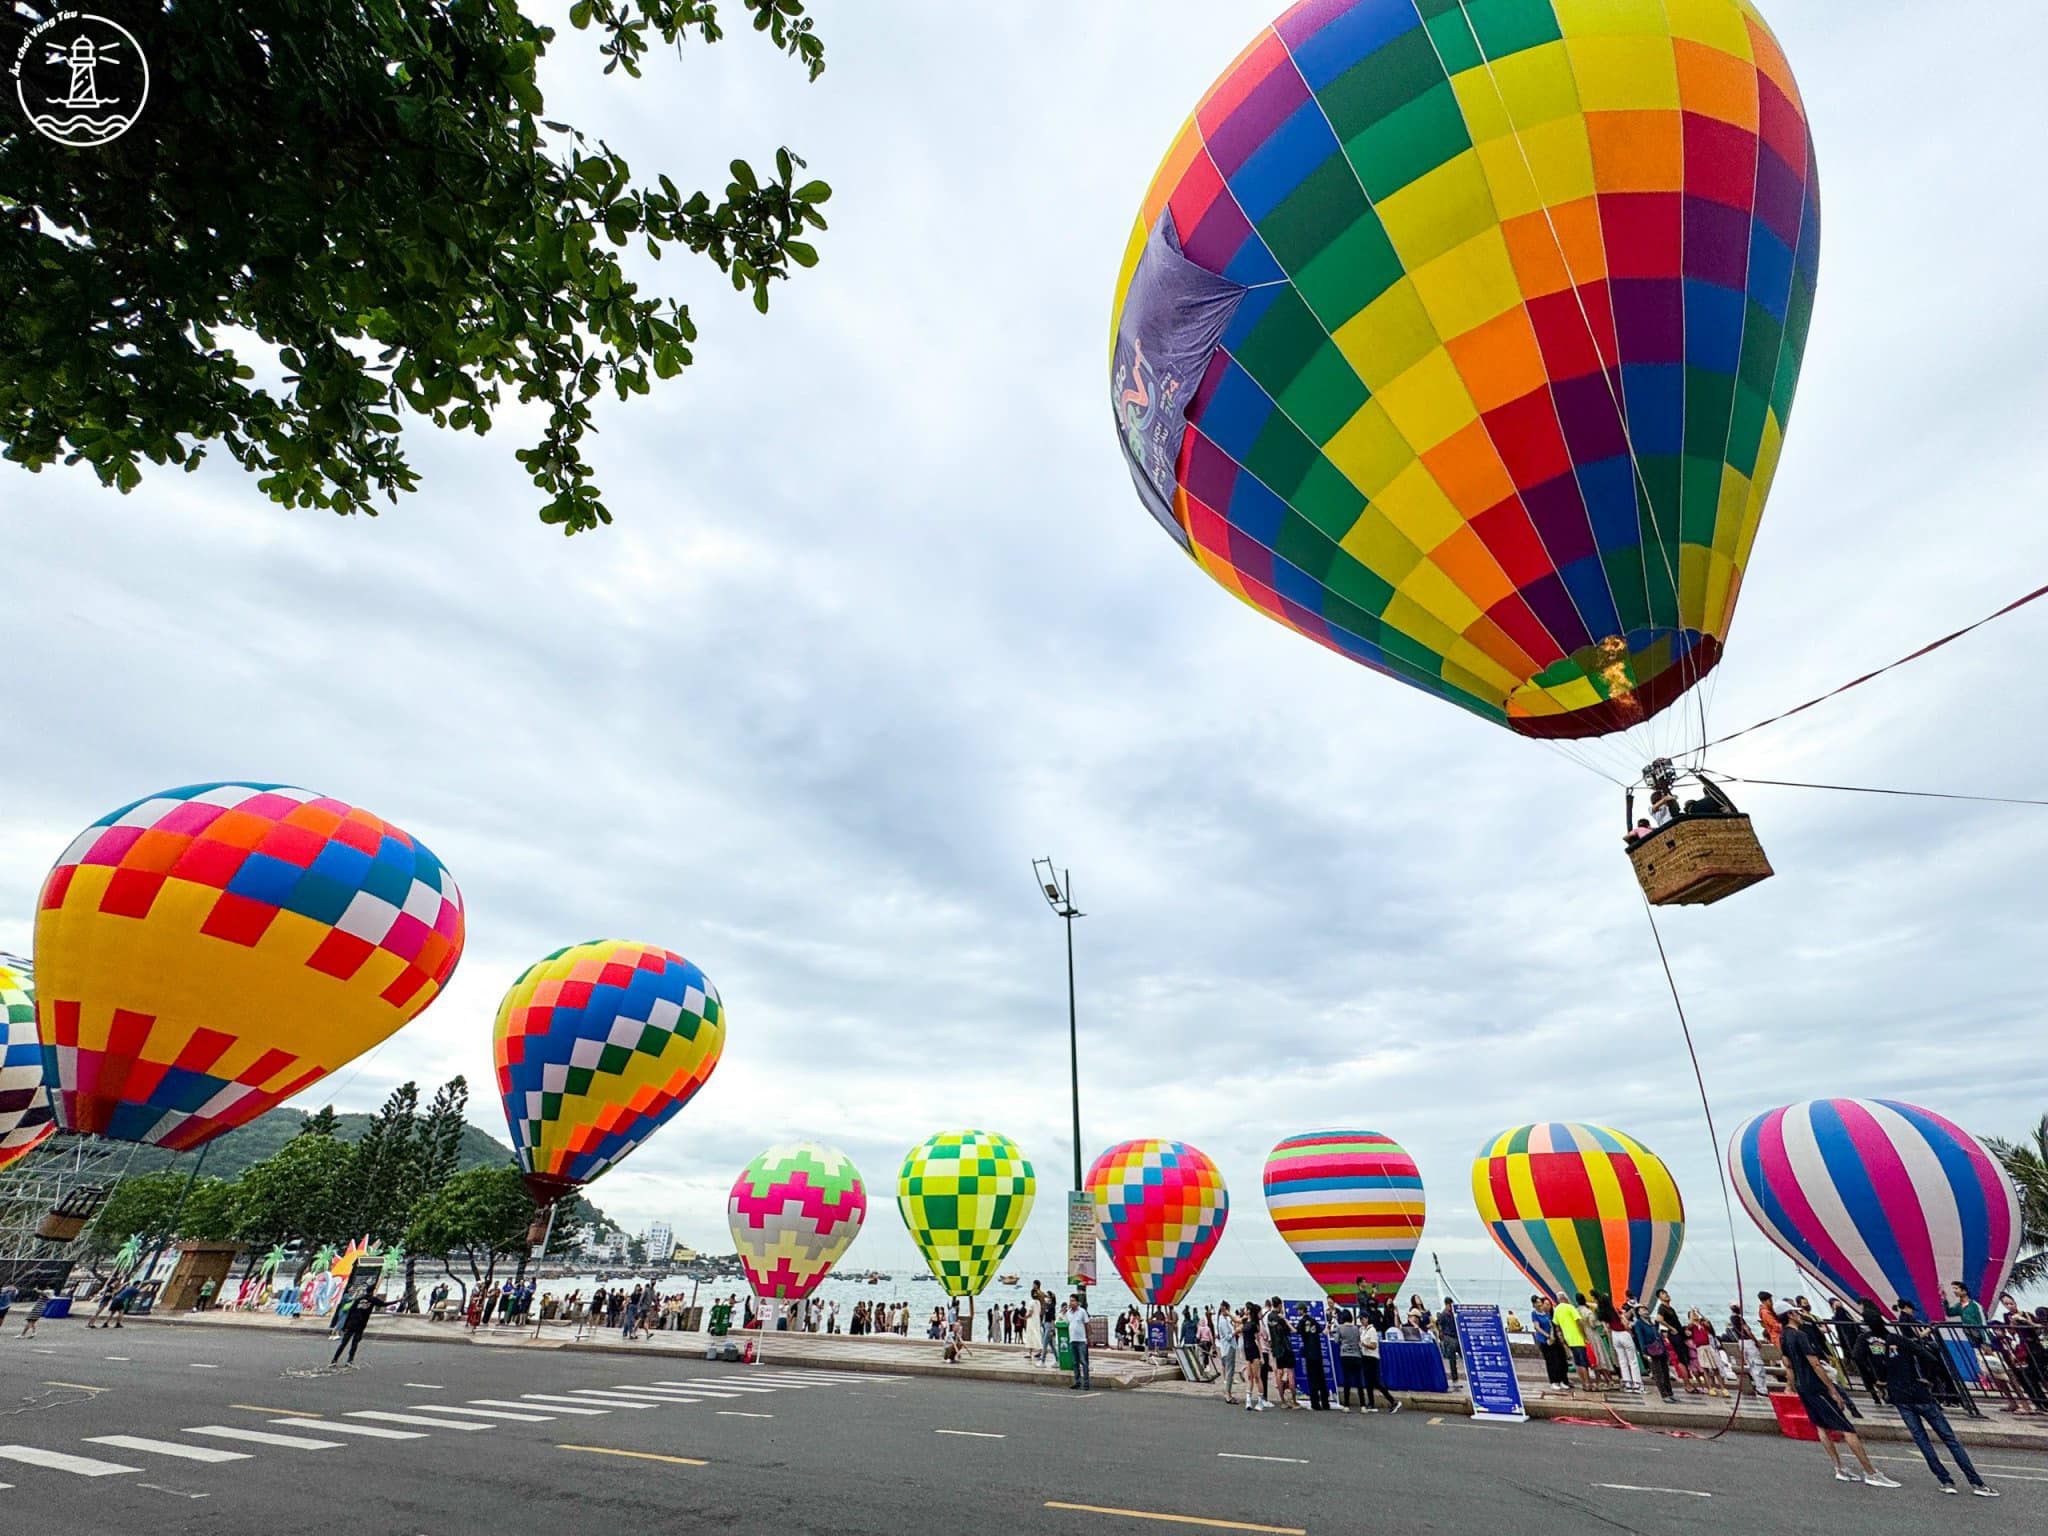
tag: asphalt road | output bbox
[0,1321,2043,1535]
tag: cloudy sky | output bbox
[6,1,2046,1305]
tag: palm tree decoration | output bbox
[113,1235,143,1275]
[1986,1115,2048,1292]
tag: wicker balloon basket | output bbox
[1628,815,1774,906]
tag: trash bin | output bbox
[1056,1318,1073,1372]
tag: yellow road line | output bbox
[1044,1503,1305,1534]
[558,1445,708,1467]
[231,1404,323,1417]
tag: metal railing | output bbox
[1804,1316,2048,1421]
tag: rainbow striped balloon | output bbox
[1729,1099,2022,1321]
[1473,1121,1683,1303]
[1263,1130,1424,1303]
[728,1141,867,1301]
[1087,1138,1230,1306]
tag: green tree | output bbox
[1987,1114,2048,1292]
[400,1074,472,1309]
[627,1234,648,1267]
[346,1080,421,1244]
[404,1164,534,1291]
[228,1131,359,1261]
[299,1105,341,1139]
[1,0,832,532]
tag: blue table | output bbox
[1380,1338,1449,1393]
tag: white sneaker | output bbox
[1863,1474,1901,1489]
[1834,1470,1861,1483]
[1941,1484,1958,1495]
[1363,1407,1380,1414]
[1970,1485,2000,1498]
[1332,1405,1349,1413]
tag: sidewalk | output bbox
[1138,1363,2048,1453]
[128,1307,1181,1391]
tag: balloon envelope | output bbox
[1729,1098,2021,1320]
[0,952,56,1172]
[1263,1130,1423,1303]
[896,1129,1036,1299]
[1088,1138,1229,1306]
[1110,0,1818,739]
[1473,1122,1684,1303]
[33,783,464,1150]
[495,940,725,1206]
[728,1141,867,1301]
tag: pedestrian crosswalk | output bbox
[0,1368,888,1495]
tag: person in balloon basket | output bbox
[1064,1294,1091,1390]
[1871,1309,1998,1497]
[1776,1302,1897,1487]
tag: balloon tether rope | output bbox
[1637,897,1746,1442]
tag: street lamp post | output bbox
[1032,858,1086,1308]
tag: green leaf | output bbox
[785,240,818,267]
[794,179,832,202]
[731,159,758,192]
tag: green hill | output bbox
[118,1107,515,1182]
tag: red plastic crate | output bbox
[1769,1392,1842,1442]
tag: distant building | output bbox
[671,1244,700,1264]
[646,1221,673,1259]
[583,1230,627,1264]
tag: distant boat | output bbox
[997,1274,1019,1286]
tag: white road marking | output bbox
[558,1391,658,1408]
[645,1382,751,1398]
[0,1445,140,1476]
[599,1387,705,1400]
[718,1411,774,1419]
[288,1420,426,1440]
[1871,1455,2048,1479]
[347,1411,491,1431]
[87,1436,250,1463]
[104,1357,131,1362]
[405,1382,442,1390]
[654,1378,781,1392]
[1592,1484,1712,1499]
[935,1429,1006,1439]
[188,1363,219,1369]
[417,1405,552,1422]
[485,1397,607,1415]
[1218,1453,1308,1464]
[136,1483,211,1499]
[185,1426,341,1450]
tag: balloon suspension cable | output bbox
[1638,897,1746,1443]
[1704,772,2048,808]
[1701,579,2048,752]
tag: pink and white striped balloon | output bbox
[1728,1098,2021,1320]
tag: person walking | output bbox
[1358,1309,1399,1412]
[1872,1313,1998,1497]
[1215,1301,1241,1404]
[331,1286,388,1368]
[18,1290,47,1337]
[1065,1294,1092,1391]
[1777,1301,1896,1486]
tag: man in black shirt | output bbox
[1872,1311,1999,1497]
[1776,1302,1895,1487]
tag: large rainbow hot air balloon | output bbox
[1111,0,1817,745]
[33,783,464,1150]
[0,953,56,1172]
[728,1141,868,1300]
[1473,1122,1684,1303]
[1087,1139,1230,1306]
[1263,1129,1423,1303]
[896,1129,1036,1299]
[494,940,725,1206]
[1729,1099,2022,1321]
